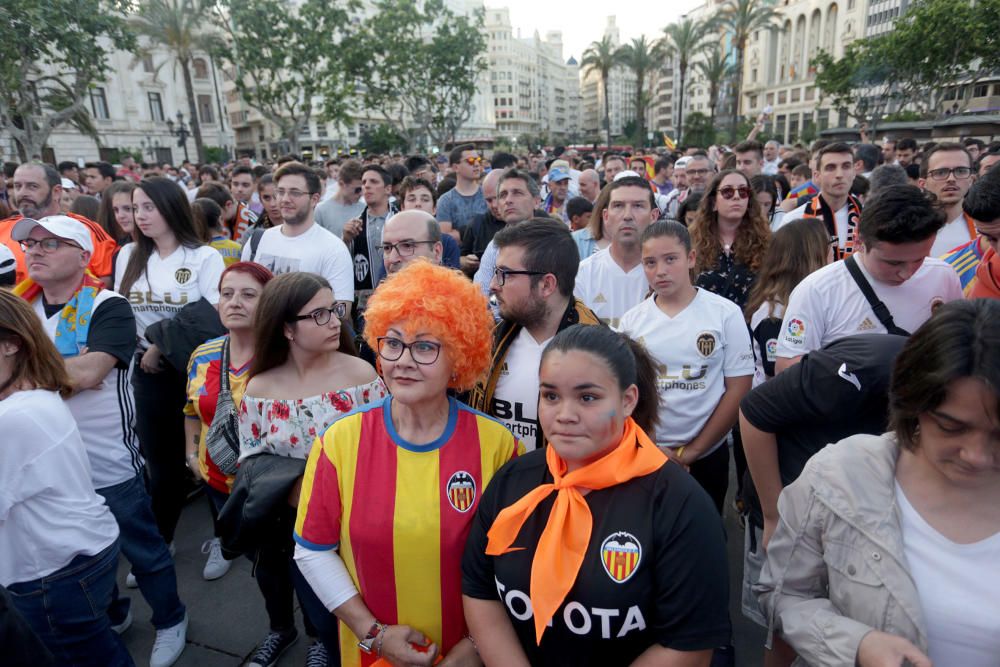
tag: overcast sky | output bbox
[484,1,706,65]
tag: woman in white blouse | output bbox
[236,271,385,666]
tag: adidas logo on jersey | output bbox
[593,293,607,304]
[857,317,877,331]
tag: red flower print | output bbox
[330,392,352,413]
[251,423,260,438]
[273,402,291,420]
[270,424,278,434]
[290,435,299,445]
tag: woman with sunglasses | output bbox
[690,170,771,311]
[238,271,386,667]
[294,261,521,667]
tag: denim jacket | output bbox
[755,433,929,666]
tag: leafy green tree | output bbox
[582,36,623,149]
[716,0,779,141]
[131,0,215,162]
[683,111,716,148]
[213,0,356,155]
[0,0,135,160]
[657,17,711,145]
[617,36,657,148]
[358,124,408,154]
[350,0,486,150]
[696,47,735,131]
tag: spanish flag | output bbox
[663,134,676,151]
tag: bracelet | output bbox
[466,633,478,654]
[376,625,386,657]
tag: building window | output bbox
[318,124,328,137]
[90,87,110,120]
[973,84,989,98]
[749,94,758,109]
[778,90,787,104]
[193,58,209,79]
[148,92,164,122]
[752,68,758,82]
[817,108,830,130]
[197,94,214,124]
[143,55,155,73]
[791,88,801,102]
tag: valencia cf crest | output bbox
[446,471,476,513]
[174,267,193,285]
[600,531,642,584]
[696,331,716,357]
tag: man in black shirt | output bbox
[737,333,906,663]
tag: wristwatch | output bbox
[358,620,386,655]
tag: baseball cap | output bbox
[674,156,691,170]
[548,166,571,182]
[614,170,643,181]
[61,178,78,190]
[0,243,15,287]
[11,215,94,254]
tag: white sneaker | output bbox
[201,538,231,581]
[110,609,133,635]
[126,541,175,589]
[150,612,187,667]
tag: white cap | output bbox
[0,243,15,278]
[61,177,78,190]
[674,156,691,169]
[613,170,642,181]
[11,215,94,254]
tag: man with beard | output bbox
[468,220,600,451]
[918,143,976,256]
[241,161,353,315]
[663,153,712,220]
[0,162,116,285]
[473,169,545,296]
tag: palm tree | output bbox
[131,0,214,163]
[582,36,623,149]
[696,47,735,132]
[657,17,711,146]
[717,0,779,141]
[617,36,658,148]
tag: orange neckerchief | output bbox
[485,417,667,644]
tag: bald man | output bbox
[461,167,507,275]
[381,209,443,275]
[579,168,601,203]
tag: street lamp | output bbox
[166,111,191,162]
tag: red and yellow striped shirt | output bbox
[295,396,522,667]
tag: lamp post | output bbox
[166,112,191,162]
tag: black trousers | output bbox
[689,443,730,515]
[132,363,188,544]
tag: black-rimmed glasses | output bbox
[926,167,972,181]
[378,240,436,256]
[376,337,442,364]
[288,303,348,326]
[492,267,546,286]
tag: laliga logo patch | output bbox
[600,532,642,584]
[446,471,476,513]
[787,318,805,338]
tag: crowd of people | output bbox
[0,132,998,667]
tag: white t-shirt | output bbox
[574,248,649,328]
[0,390,119,586]
[34,292,143,489]
[115,243,225,349]
[749,301,784,388]
[243,223,354,303]
[931,213,974,257]
[896,483,1000,667]
[776,256,961,359]
[491,329,551,452]
[779,200,850,250]
[618,290,754,455]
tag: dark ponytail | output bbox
[543,325,660,435]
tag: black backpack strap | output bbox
[248,228,265,262]
[844,255,910,336]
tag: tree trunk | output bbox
[730,45,745,142]
[603,75,612,149]
[635,75,645,148]
[181,59,206,163]
[677,62,687,145]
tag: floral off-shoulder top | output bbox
[237,377,388,461]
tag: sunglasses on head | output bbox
[718,186,751,200]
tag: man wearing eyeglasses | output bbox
[918,144,976,256]
[380,210,443,276]
[314,159,366,236]
[242,161,354,316]
[663,153,712,220]
[13,215,188,664]
[468,220,600,452]
[436,144,487,241]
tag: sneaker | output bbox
[126,541,175,589]
[248,629,298,667]
[110,609,133,635]
[201,538,231,581]
[305,640,328,667]
[150,613,187,667]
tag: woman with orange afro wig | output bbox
[294,260,523,667]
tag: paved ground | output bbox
[120,458,766,666]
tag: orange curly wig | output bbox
[363,260,494,391]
